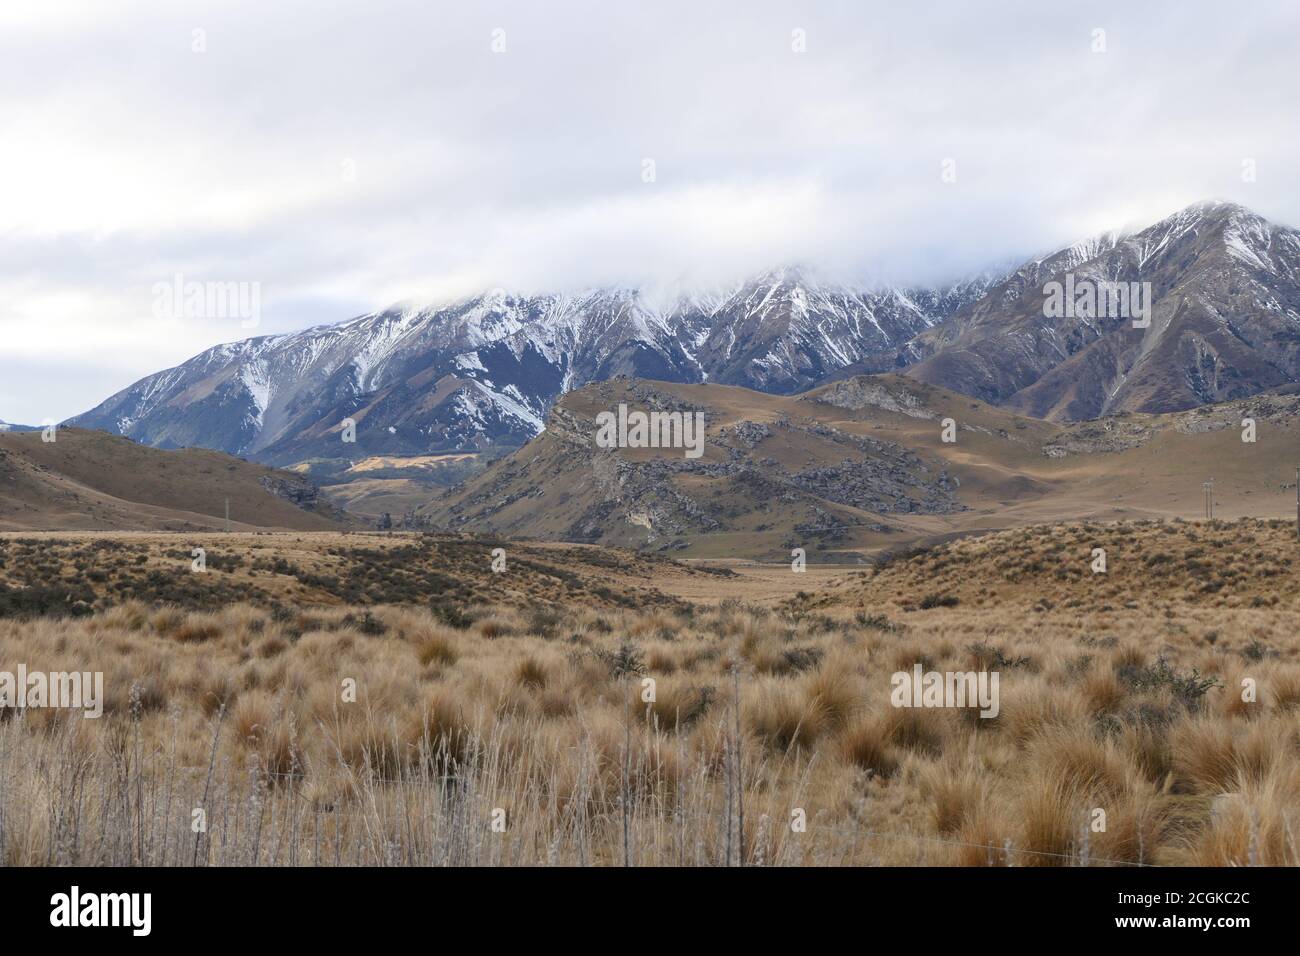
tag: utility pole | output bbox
[1208,478,1214,521]
[225,498,230,533]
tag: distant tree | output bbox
[377,512,392,530]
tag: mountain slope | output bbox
[906,201,1300,420]
[0,429,345,531]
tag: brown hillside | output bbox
[422,374,1300,558]
[0,428,344,531]
[802,517,1300,613]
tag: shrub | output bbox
[1121,655,1221,709]
[0,584,93,619]
[430,602,472,629]
[596,641,645,680]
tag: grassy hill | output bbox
[799,517,1300,614]
[0,428,345,531]
[0,530,724,617]
[421,374,1300,558]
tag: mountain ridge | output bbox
[905,200,1300,419]
[66,200,1300,465]
[69,268,999,464]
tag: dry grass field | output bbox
[0,518,1296,866]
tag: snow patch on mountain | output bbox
[239,363,274,427]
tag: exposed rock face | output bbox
[1171,391,1300,434]
[257,474,322,511]
[1039,388,1300,457]
[1041,420,1155,458]
[810,378,937,418]
[722,421,772,449]
[790,459,958,514]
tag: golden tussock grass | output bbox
[0,519,1297,866]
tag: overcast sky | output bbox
[2,0,1298,424]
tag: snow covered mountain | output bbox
[66,201,1300,463]
[67,268,997,465]
[906,200,1300,419]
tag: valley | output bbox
[3,200,1297,872]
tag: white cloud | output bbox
[1,0,1298,422]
